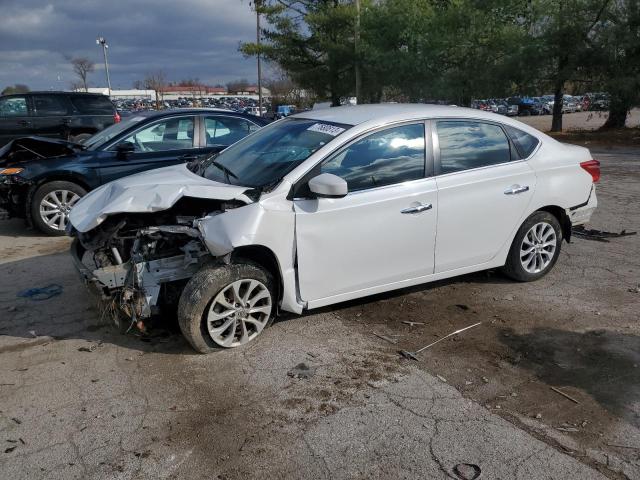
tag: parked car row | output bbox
[0,108,268,234]
[471,93,610,116]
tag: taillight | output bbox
[114,112,121,123]
[580,159,600,183]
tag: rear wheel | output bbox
[503,211,562,282]
[30,181,86,235]
[178,262,275,353]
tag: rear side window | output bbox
[436,121,511,174]
[70,95,115,114]
[205,116,259,146]
[320,123,425,191]
[504,125,540,158]
[32,95,69,116]
[0,96,27,117]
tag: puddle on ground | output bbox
[500,328,640,426]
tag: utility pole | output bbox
[256,1,263,116]
[96,37,112,96]
[355,0,361,104]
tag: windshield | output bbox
[84,115,147,150]
[201,118,350,188]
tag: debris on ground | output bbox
[399,322,482,360]
[572,226,637,242]
[535,413,543,419]
[287,363,316,379]
[436,375,447,383]
[4,446,17,454]
[373,332,398,344]
[550,386,580,404]
[628,285,640,294]
[453,463,482,480]
[78,344,99,353]
[16,284,63,301]
[401,321,425,327]
[28,330,37,338]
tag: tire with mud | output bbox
[178,261,276,353]
[503,211,563,282]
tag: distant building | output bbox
[161,85,227,96]
[83,88,156,100]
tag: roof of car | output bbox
[293,103,526,127]
[129,108,268,123]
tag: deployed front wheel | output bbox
[503,211,563,282]
[178,262,275,353]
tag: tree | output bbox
[143,71,167,109]
[71,57,95,92]
[529,0,611,131]
[226,78,250,94]
[241,1,358,106]
[1,84,30,95]
[598,0,640,128]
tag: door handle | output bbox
[17,120,31,127]
[504,185,530,195]
[62,118,72,125]
[401,203,433,214]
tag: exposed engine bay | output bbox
[71,197,242,331]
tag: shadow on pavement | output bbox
[499,327,640,427]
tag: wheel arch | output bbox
[230,244,284,310]
[536,205,572,242]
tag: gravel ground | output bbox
[519,108,640,132]
[0,143,638,479]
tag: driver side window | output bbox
[320,123,426,191]
[115,116,195,152]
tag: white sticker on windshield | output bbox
[307,123,345,136]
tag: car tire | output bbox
[30,181,87,236]
[70,133,92,144]
[502,211,563,282]
[178,261,276,354]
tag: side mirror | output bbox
[308,173,348,198]
[116,142,135,159]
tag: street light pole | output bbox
[96,37,112,97]
[256,1,263,116]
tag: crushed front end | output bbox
[69,199,231,331]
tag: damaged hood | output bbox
[69,163,254,232]
[0,136,82,167]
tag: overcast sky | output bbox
[0,0,265,90]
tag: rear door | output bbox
[433,119,536,273]
[96,114,199,184]
[0,95,32,145]
[30,94,73,139]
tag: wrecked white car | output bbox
[68,105,599,353]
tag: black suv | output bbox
[0,91,118,147]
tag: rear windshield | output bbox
[70,95,115,115]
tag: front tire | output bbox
[502,211,563,282]
[178,262,275,353]
[30,181,86,236]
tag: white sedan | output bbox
[69,104,599,353]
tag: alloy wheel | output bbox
[39,190,81,231]
[520,222,557,274]
[206,279,272,348]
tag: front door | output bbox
[96,115,198,184]
[433,120,537,273]
[294,123,437,307]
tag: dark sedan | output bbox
[0,109,268,235]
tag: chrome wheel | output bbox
[39,190,81,231]
[520,222,557,274]
[206,279,272,348]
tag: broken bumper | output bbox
[568,186,597,226]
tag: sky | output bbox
[0,0,265,91]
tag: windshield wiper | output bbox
[210,159,239,183]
